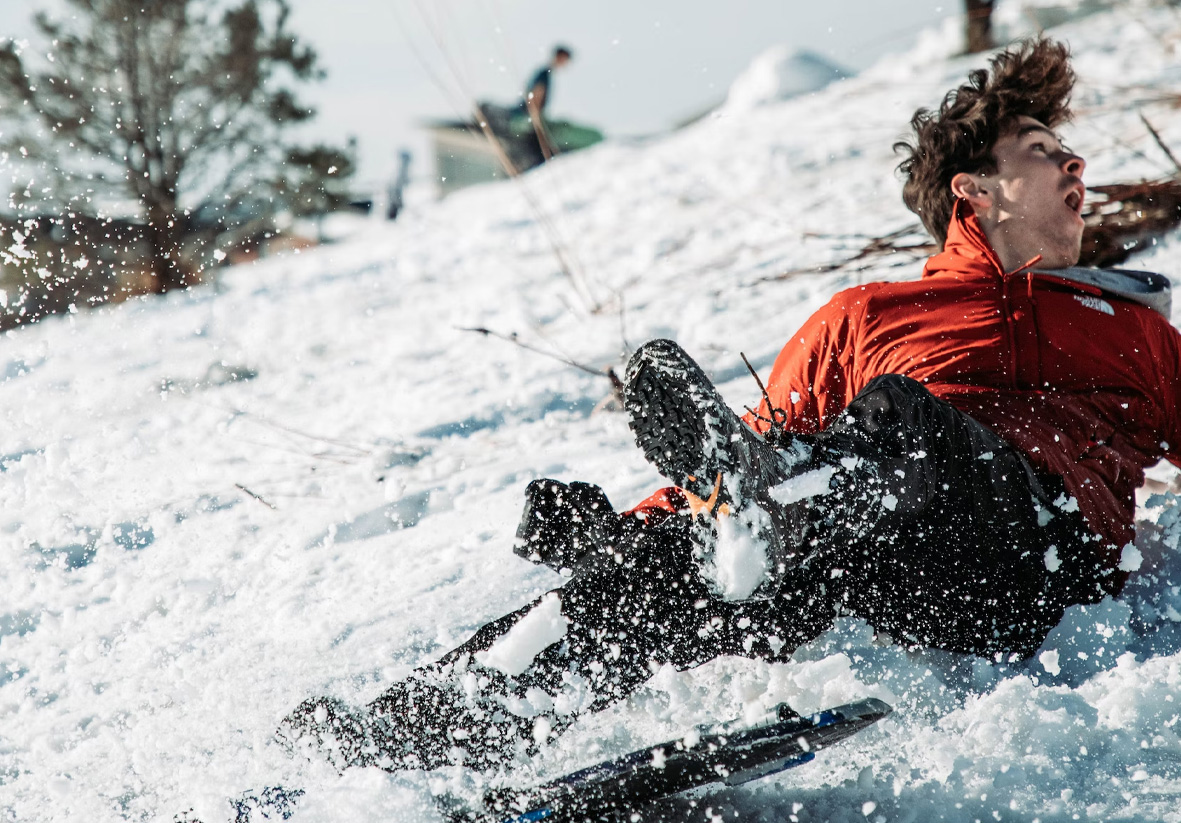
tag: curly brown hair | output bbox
[895,38,1076,248]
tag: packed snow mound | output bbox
[723,47,849,111]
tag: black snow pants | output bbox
[285,375,1119,771]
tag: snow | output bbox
[722,48,849,112]
[1038,649,1062,676]
[769,466,837,507]
[474,593,568,677]
[6,1,1181,821]
[702,506,774,602]
[1121,542,1146,573]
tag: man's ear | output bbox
[950,171,992,210]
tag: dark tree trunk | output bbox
[965,0,994,54]
[145,200,190,293]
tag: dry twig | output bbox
[1140,113,1181,175]
[457,326,625,405]
[235,483,278,510]
[760,224,935,281]
[1080,178,1181,267]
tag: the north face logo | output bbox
[1074,294,1114,316]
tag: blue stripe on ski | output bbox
[765,750,815,774]
[500,808,554,823]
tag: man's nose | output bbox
[1061,152,1085,178]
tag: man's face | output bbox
[975,115,1087,270]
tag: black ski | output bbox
[445,697,892,823]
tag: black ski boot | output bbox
[623,339,816,597]
[364,669,543,772]
[279,667,559,774]
[231,786,305,823]
[276,696,379,771]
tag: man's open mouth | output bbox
[1065,186,1084,213]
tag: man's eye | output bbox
[1031,143,1047,153]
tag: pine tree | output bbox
[0,0,352,294]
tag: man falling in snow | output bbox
[279,38,1181,772]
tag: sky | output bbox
[0,0,961,193]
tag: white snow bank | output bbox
[723,47,849,112]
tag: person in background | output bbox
[519,45,573,122]
[516,45,573,161]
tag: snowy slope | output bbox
[7,3,1181,821]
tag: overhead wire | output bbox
[483,0,522,85]
[388,2,471,118]
[393,0,600,314]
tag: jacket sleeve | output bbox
[742,292,858,436]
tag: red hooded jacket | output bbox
[632,201,1181,570]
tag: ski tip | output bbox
[822,697,893,724]
[850,697,893,717]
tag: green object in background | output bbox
[502,115,604,149]
[427,114,604,197]
[545,120,605,151]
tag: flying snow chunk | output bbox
[532,716,553,746]
[1119,543,1143,572]
[1039,649,1061,676]
[476,593,569,676]
[706,507,774,601]
[1045,545,1061,572]
[768,465,836,507]
[723,47,850,112]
